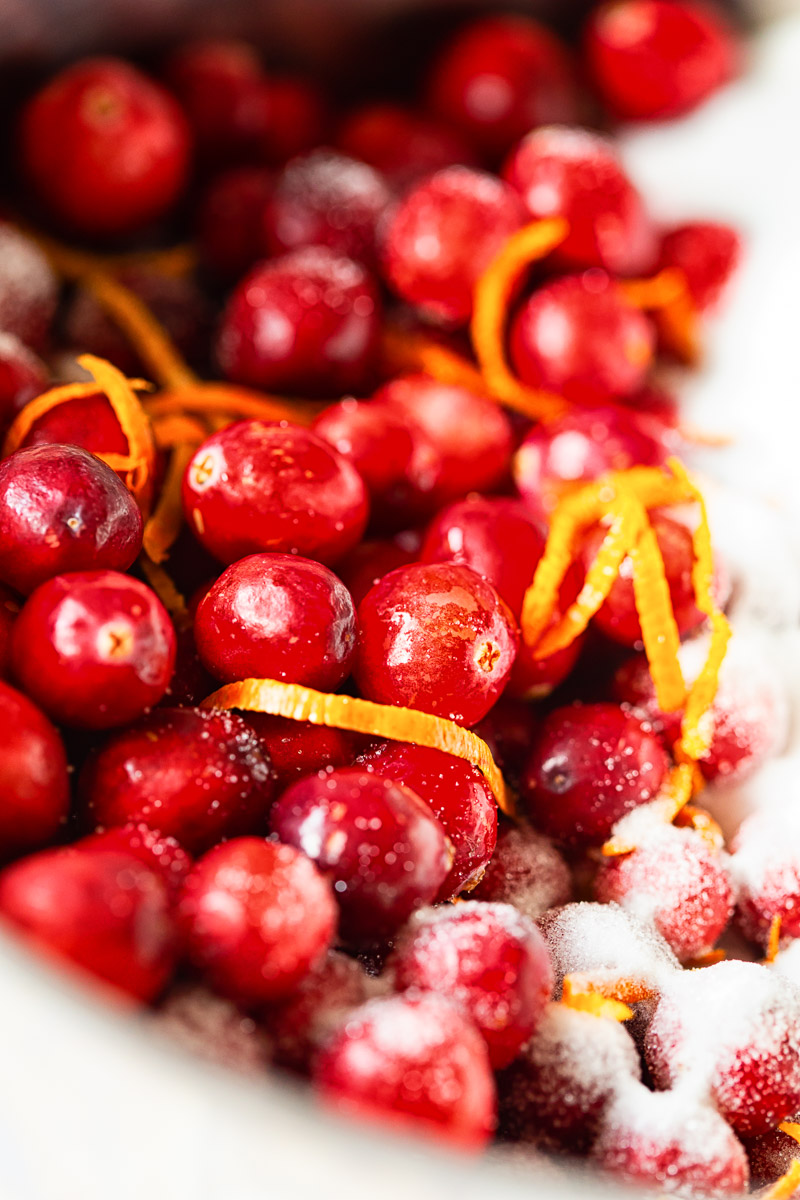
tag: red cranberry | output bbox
[0,444,143,595]
[0,584,20,677]
[10,570,176,729]
[81,822,192,901]
[355,562,518,726]
[335,103,475,189]
[19,392,130,460]
[0,680,69,858]
[80,707,276,853]
[270,768,451,945]
[160,624,215,708]
[503,125,657,276]
[381,167,526,326]
[659,220,741,310]
[314,992,496,1150]
[509,271,655,406]
[336,537,420,608]
[520,702,669,847]
[196,167,273,280]
[258,76,327,165]
[357,741,497,901]
[731,810,800,947]
[311,399,415,517]
[0,332,49,433]
[157,983,272,1075]
[426,15,581,160]
[216,247,381,396]
[183,421,369,567]
[746,1129,800,1191]
[194,553,356,690]
[0,842,176,1001]
[241,715,354,787]
[471,822,572,921]
[0,224,58,351]
[177,837,337,1005]
[163,39,266,166]
[538,901,680,994]
[473,698,538,788]
[20,57,191,237]
[584,0,738,121]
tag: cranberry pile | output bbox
[1,4,798,1197]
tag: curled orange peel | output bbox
[142,441,197,565]
[380,327,488,395]
[764,1159,800,1200]
[766,916,783,966]
[559,992,633,1022]
[621,266,701,366]
[601,763,695,856]
[144,383,315,427]
[684,949,726,969]
[561,972,654,1011]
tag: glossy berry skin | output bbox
[163,39,266,166]
[426,15,580,160]
[0,585,19,678]
[473,700,538,789]
[177,837,337,1006]
[381,167,526,325]
[0,224,58,352]
[194,553,356,690]
[196,167,273,280]
[0,843,176,1002]
[503,126,656,276]
[10,570,176,730]
[19,393,131,461]
[216,247,381,397]
[510,271,655,406]
[731,810,800,947]
[520,703,669,847]
[0,332,49,434]
[270,768,451,945]
[80,707,276,854]
[314,993,496,1151]
[358,741,497,901]
[82,823,192,901]
[584,0,738,122]
[355,562,518,726]
[335,103,475,189]
[659,220,741,310]
[0,445,143,595]
[19,57,191,237]
[390,902,553,1069]
[336,537,420,607]
[311,399,415,516]
[243,715,354,788]
[183,421,368,567]
[471,822,572,922]
[0,681,69,859]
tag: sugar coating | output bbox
[773,939,800,988]
[155,984,272,1075]
[537,901,680,993]
[472,823,572,921]
[731,807,800,944]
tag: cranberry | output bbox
[426,15,581,160]
[182,421,368,567]
[335,103,475,189]
[520,702,669,847]
[196,167,273,280]
[509,271,655,406]
[503,125,657,276]
[357,741,497,900]
[311,399,415,517]
[0,584,20,677]
[194,553,356,690]
[81,822,192,901]
[314,993,496,1150]
[160,624,215,708]
[0,842,176,1001]
[659,220,741,310]
[163,39,267,166]
[380,167,526,326]
[336,537,420,607]
[0,224,58,350]
[355,562,518,726]
[216,246,381,397]
[0,332,49,434]
[80,707,276,853]
[19,392,130,460]
[10,570,176,729]
[243,715,354,787]
[258,76,327,165]
[271,768,451,945]
[584,0,738,121]
[746,1129,800,1191]
[471,822,572,921]
[0,680,69,858]
[177,837,336,1005]
[157,984,272,1074]
[0,444,143,595]
[20,57,191,237]
[731,810,800,947]
[473,699,538,788]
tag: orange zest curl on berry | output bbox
[763,1158,800,1200]
[559,991,634,1022]
[766,915,783,966]
[621,266,701,365]
[561,972,654,1011]
[380,327,488,395]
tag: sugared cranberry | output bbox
[0,332,49,433]
[503,125,656,276]
[426,15,580,160]
[381,167,526,326]
[584,0,738,121]
[357,741,497,900]
[659,220,741,310]
[509,271,655,406]
[157,983,272,1075]
[311,399,415,517]
[335,104,475,189]
[183,421,368,567]
[0,584,20,677]
[0,680,69,859]
[0,444,143,595]
[177,837,336,1005]
[10,570,176,729]
[80,707,276,853]
[194,553,356,689]
[243,715,354,787]
[82,822,192,901]
[471,822,572,921]
[355,562,518,726]
[20,57,191,237]
[0,842,176,1001]
[270,768,451,945]
[314,993,496,1150]
[163,39,266,166]
[216,246,381,396]
[520,702,669,847]
[196,167,273,280]
[0,224,58,350]
[746,1128,800,1191]
[731,810,800,947]
[336,536,420,607]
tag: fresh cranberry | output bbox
[509,271,655,406]
[336,537,420,607]
[0,224,58,351]
[80,707,276,853]
[520,702,669,847]
[473,698,538,788]
[20,57,191,237]
[81,822,192,901]
[258,75,327,165]
[471,822,572,921]
[157,983,272,1074]
[426,15,581,160]
[746,1129,800,1191]
[216,246,381,396]
[731,810,800,947]
[355,562,518,726]
[381,166,526,326]
[0,332,49,433]
[311,399,415,517]
[270,768,451,945]
[584,0,738,121]
[314,993,496,1150]
[0,444,143,595]
[357,741,497,900]
[0,584,20,677]
[335,103,475,189]
[196,167,273,280]
[241,715,354,787]
[194,553,356,690]
[163,39,267,166]
[183,421,369,566]
[503,125,657,276]
[177,837,337,1005]
[659,220,741,310]
[19,392,131,460]
[10,570,176,729]
[0,680,69,858]
[0,842,176,1001]
[160,624,215,708]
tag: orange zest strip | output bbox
[201,678,511,816]
[2,376,151,458]
[380,327,488,395]
[150,413,209,448]
[674,804,724,854]
[779,1123,800,1144]
[621,268,687,310]
[561,972,655,1007]
[630,522,687,713]
[601,763,695,856]
[684,949,726,968]
[471,218,570,422]
[144,383,315,427]
[27,227,197,281]
[621,267,700,366]
[142,441,197,564]
[763,1159,800,1200]
[77,355,157,508]
[767,916,783,965]
[139,554,189,628]
[559,992,633,1022]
